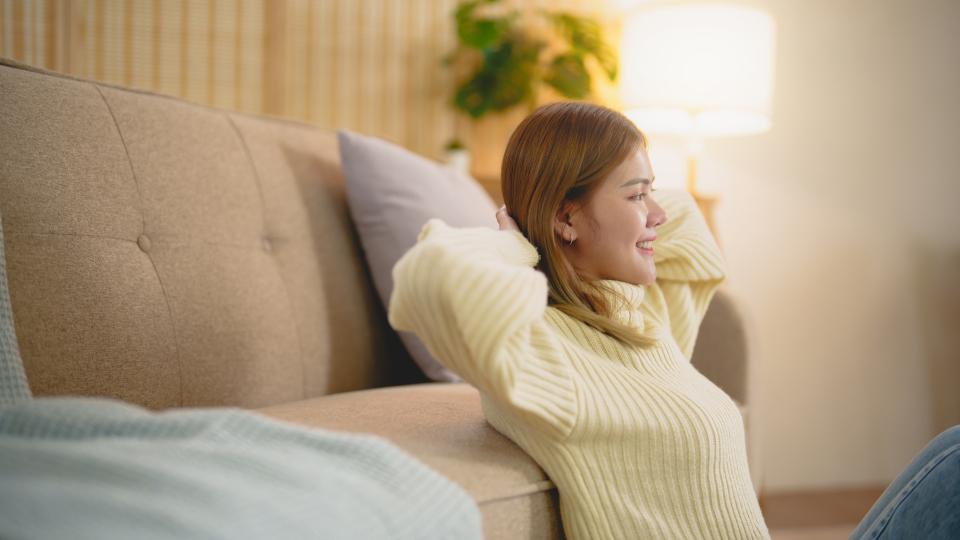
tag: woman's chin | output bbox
[638,275,656,286]
[631,270,656,286]
[634,261,656,285]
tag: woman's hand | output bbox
[496,206,520,232]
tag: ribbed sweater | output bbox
[388,189,770,539]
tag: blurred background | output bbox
[2,0,958,534]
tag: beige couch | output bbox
[0,57,758,539]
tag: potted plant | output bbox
[444,138,471,174]
[442,0,619,176]
[444,0,619,119]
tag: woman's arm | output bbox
[646,189,726,358]
[388,219,577,439]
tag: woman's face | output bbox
[558,148,667,286]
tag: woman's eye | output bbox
[631,193,648,201]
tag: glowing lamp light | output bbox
[621,3,777,139]
[620,1,776,232]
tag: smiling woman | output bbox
[388,101,764,539]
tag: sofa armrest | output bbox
[689,287,749,405]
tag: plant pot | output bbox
[446,148,471,175]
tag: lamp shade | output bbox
[620,3,776,137]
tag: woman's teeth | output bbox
[638,240,653,249]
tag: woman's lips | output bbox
[637,237,655,255]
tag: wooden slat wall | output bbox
[0,0,618,167]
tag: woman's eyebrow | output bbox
[620,177,654,187]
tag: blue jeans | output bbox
[850,425,960,539]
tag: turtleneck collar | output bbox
[595,279,647,330]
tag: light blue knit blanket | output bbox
[0,397,482,540]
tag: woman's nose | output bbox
[648,202,668,228]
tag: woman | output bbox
[388,102,958,539]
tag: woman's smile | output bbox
[637,237,656,255]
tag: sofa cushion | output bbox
[337,130,499,383]
[258,383,565,539]
[258,384,751,538]
[0,210,32,405]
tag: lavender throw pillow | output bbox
[338,131,498,382]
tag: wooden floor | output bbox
[762,486,887,540]
[770,524,858,540]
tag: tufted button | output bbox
[137,234,151,253]
[262,237,272,252]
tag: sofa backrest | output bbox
[0,58,423,410]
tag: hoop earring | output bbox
[567,236,575,247]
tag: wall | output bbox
[644,0,960,491]
[0,0,460,157]
[0,0,615,182]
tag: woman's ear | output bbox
[553,201,579,244]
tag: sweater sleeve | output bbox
[646,189,726,358]
[388,219,578,439]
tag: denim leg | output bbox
[849,425,960,540]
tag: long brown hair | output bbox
[501,101,659,347]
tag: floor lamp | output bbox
[620,3,777,241]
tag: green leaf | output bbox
[454,0,514,50]
[548,12,618,81]
[453,72,491,118]
[452,35,543,117]
[543,53,591,99]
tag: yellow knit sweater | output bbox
[388,189,770,539]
